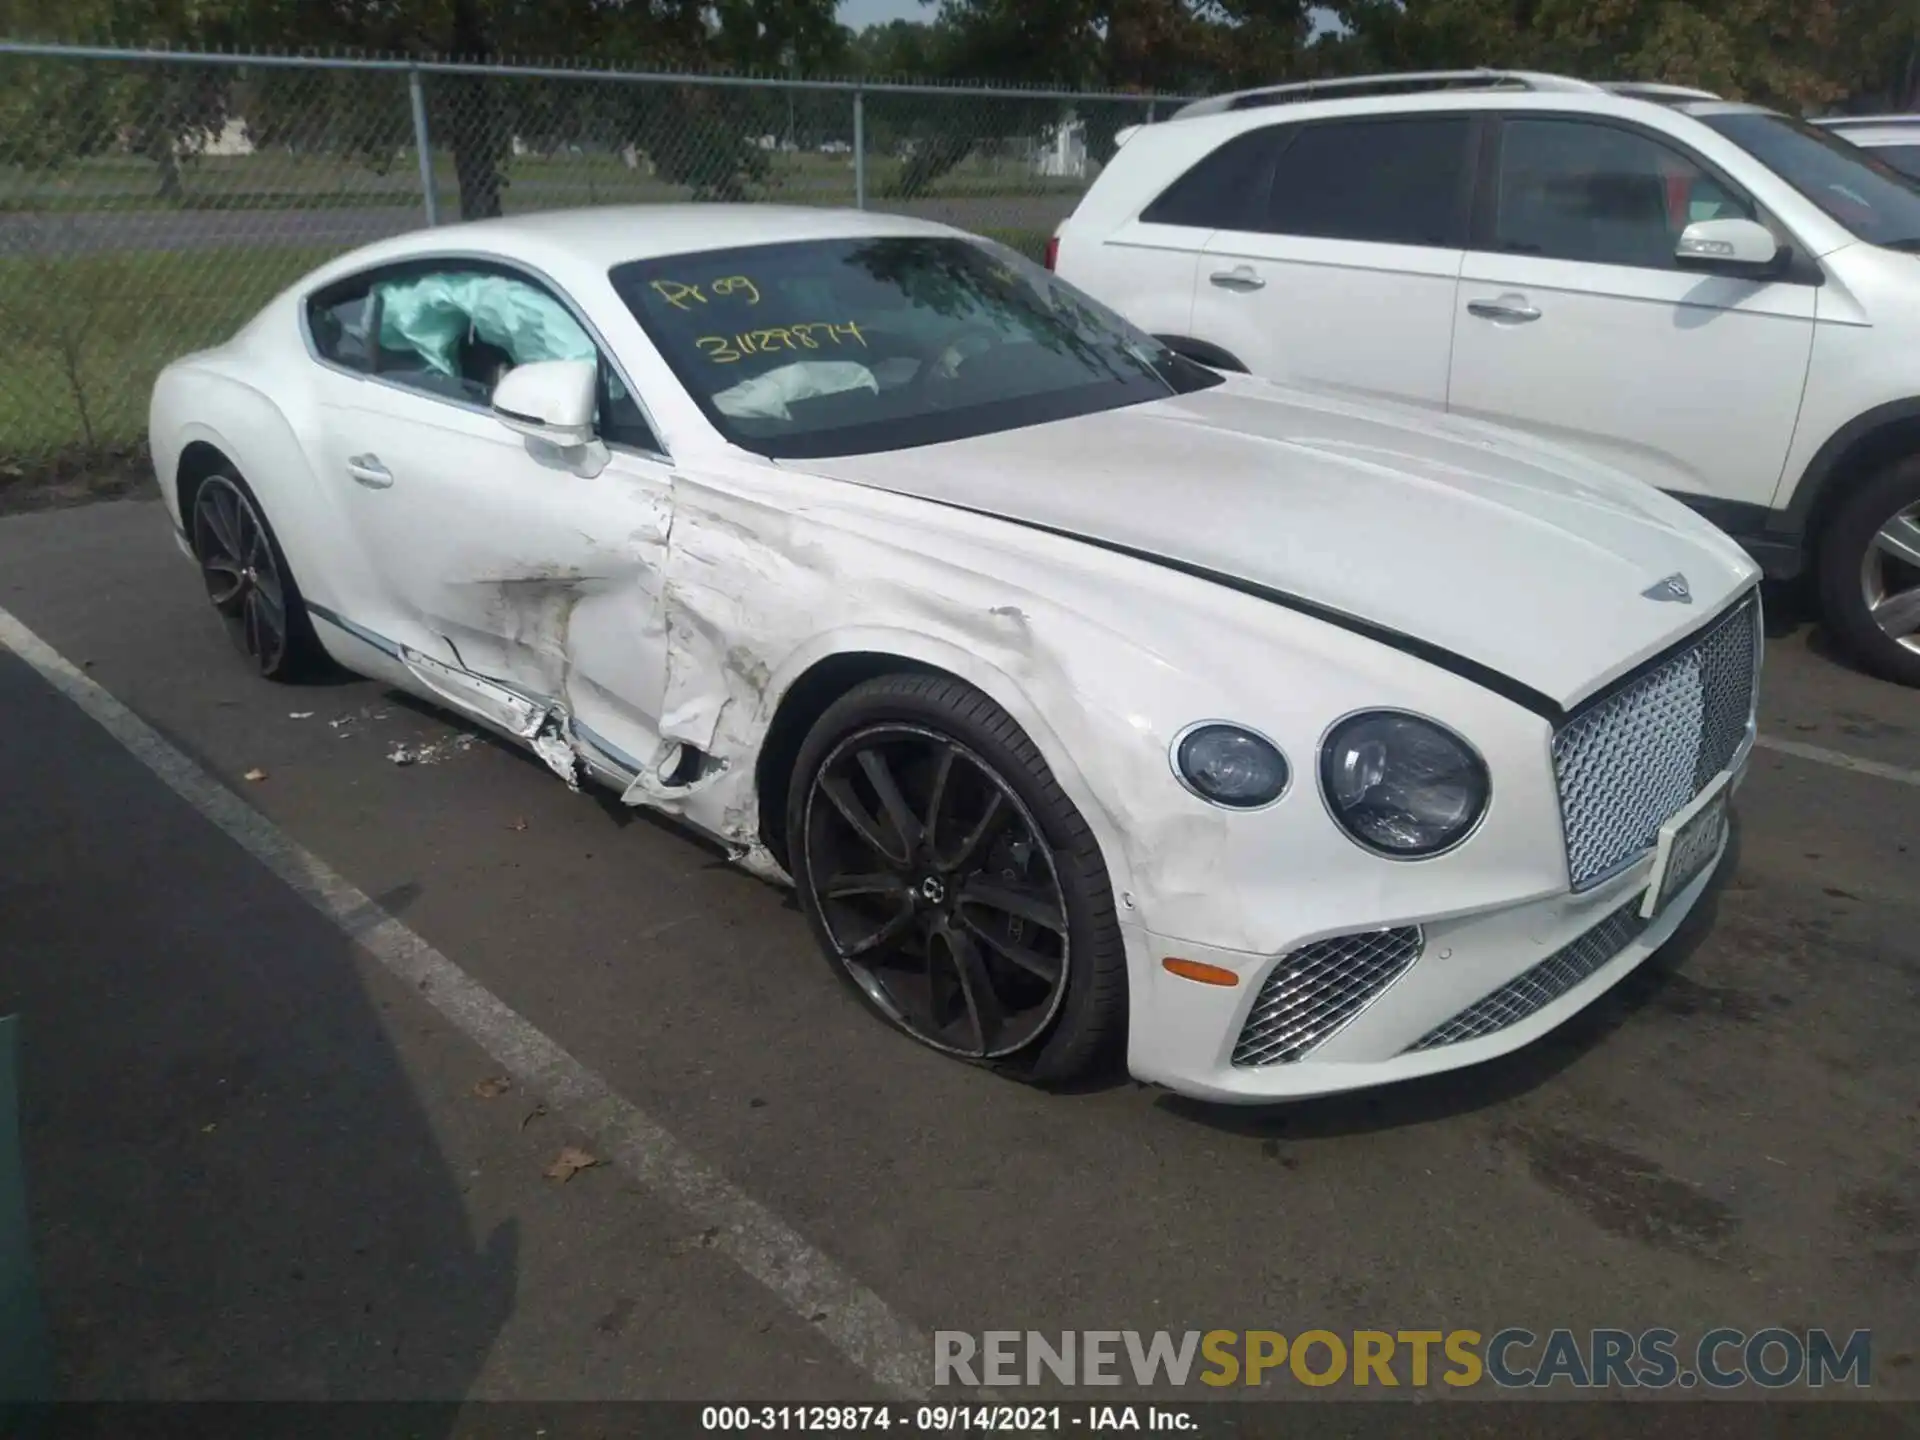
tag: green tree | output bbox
[2,0,845,218]
[1328,0,1863,109]
[0,0,247,196]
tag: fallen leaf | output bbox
[243,768,267,782]
[509,818,529,832]
[289,711,315,720]
[520,1103,548,1130]
[472,1075,512,1100]
[387,746,417,766]
[544,1146,600,1183]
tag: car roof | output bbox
[1166,69,1730,122]
[1821,115,1920,129]
[317,204,962,276]
[1129,73,1787,155]
[1816,117,1920,147]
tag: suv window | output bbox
[1139,128,1277,230]
[1491,118,1752,269]
[1703,112,1920,250]
[306,263,662,452]
[1261,116,1471,247]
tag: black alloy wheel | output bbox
[788,674,1127,1082]
[190,470,317,680]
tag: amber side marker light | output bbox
[1162,957,1239,987]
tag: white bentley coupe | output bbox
[149,205,1761,1102]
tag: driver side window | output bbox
[306,262,662,453]
[1491,119,1756,270]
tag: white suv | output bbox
[1050,71,1920,686]
[1820,115,1920,179]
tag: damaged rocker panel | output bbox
[305,600,727,810]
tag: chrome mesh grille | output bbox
[1553,594,1759,890]
[1231,928,1422,1067]
[1409,899,1648,1051]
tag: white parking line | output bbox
[0,605,933,1399]
[1755,735,1920,789]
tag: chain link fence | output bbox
[0,42,1188,473]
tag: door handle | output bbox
[346,454,393,489]
[1467,298,1542,323]
[1209,267,1266,292]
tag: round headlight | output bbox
[1319,712,1489,857]
[1174,723,1289,809]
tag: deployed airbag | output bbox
[375,272,596,377]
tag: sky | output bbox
[837,0,928,29]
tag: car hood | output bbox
[791,377,1759,711]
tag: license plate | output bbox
[1640,771,1732,920]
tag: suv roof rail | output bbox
[1598,80,1722,102]
[1818,114,1920,128]
[1169,69,1601,120]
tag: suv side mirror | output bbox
[1675,218,1784,275]
[491,358,597,448]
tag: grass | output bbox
[0,148,1090,214]
[0,245,344,466]
[0,225,1052,482]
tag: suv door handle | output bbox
[1209,266,1266,292]
[1467,298,1542,323]
[346,455,393,489]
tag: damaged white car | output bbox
[150,205,1761,1102]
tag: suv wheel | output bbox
[1817,456,1920,687]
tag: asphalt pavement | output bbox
[1,497,1917,1408]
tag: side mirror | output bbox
[1675,218,1783,274]
[491,358,597,448]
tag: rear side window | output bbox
[1262,117,1472,247]
[1139,128,1279,230]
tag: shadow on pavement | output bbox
[0,649,517,1419]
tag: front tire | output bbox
[1817,457,1920,688]
[189,468,323,682]
[786,673,1127,1084]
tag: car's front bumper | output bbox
[1123,808,1734,1104]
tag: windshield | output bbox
[1701,111,1920,250]
[609,236,1220,459]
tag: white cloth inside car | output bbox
[712,361,879,420]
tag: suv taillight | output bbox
[1044,236,1060,271]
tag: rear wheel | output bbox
[189,469,322,681]
[786,673,1127,1084]
[1817,457,1920,688]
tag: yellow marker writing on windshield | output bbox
[711,276,761,305]
[652,279,707,311]
[692,321,868,363]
